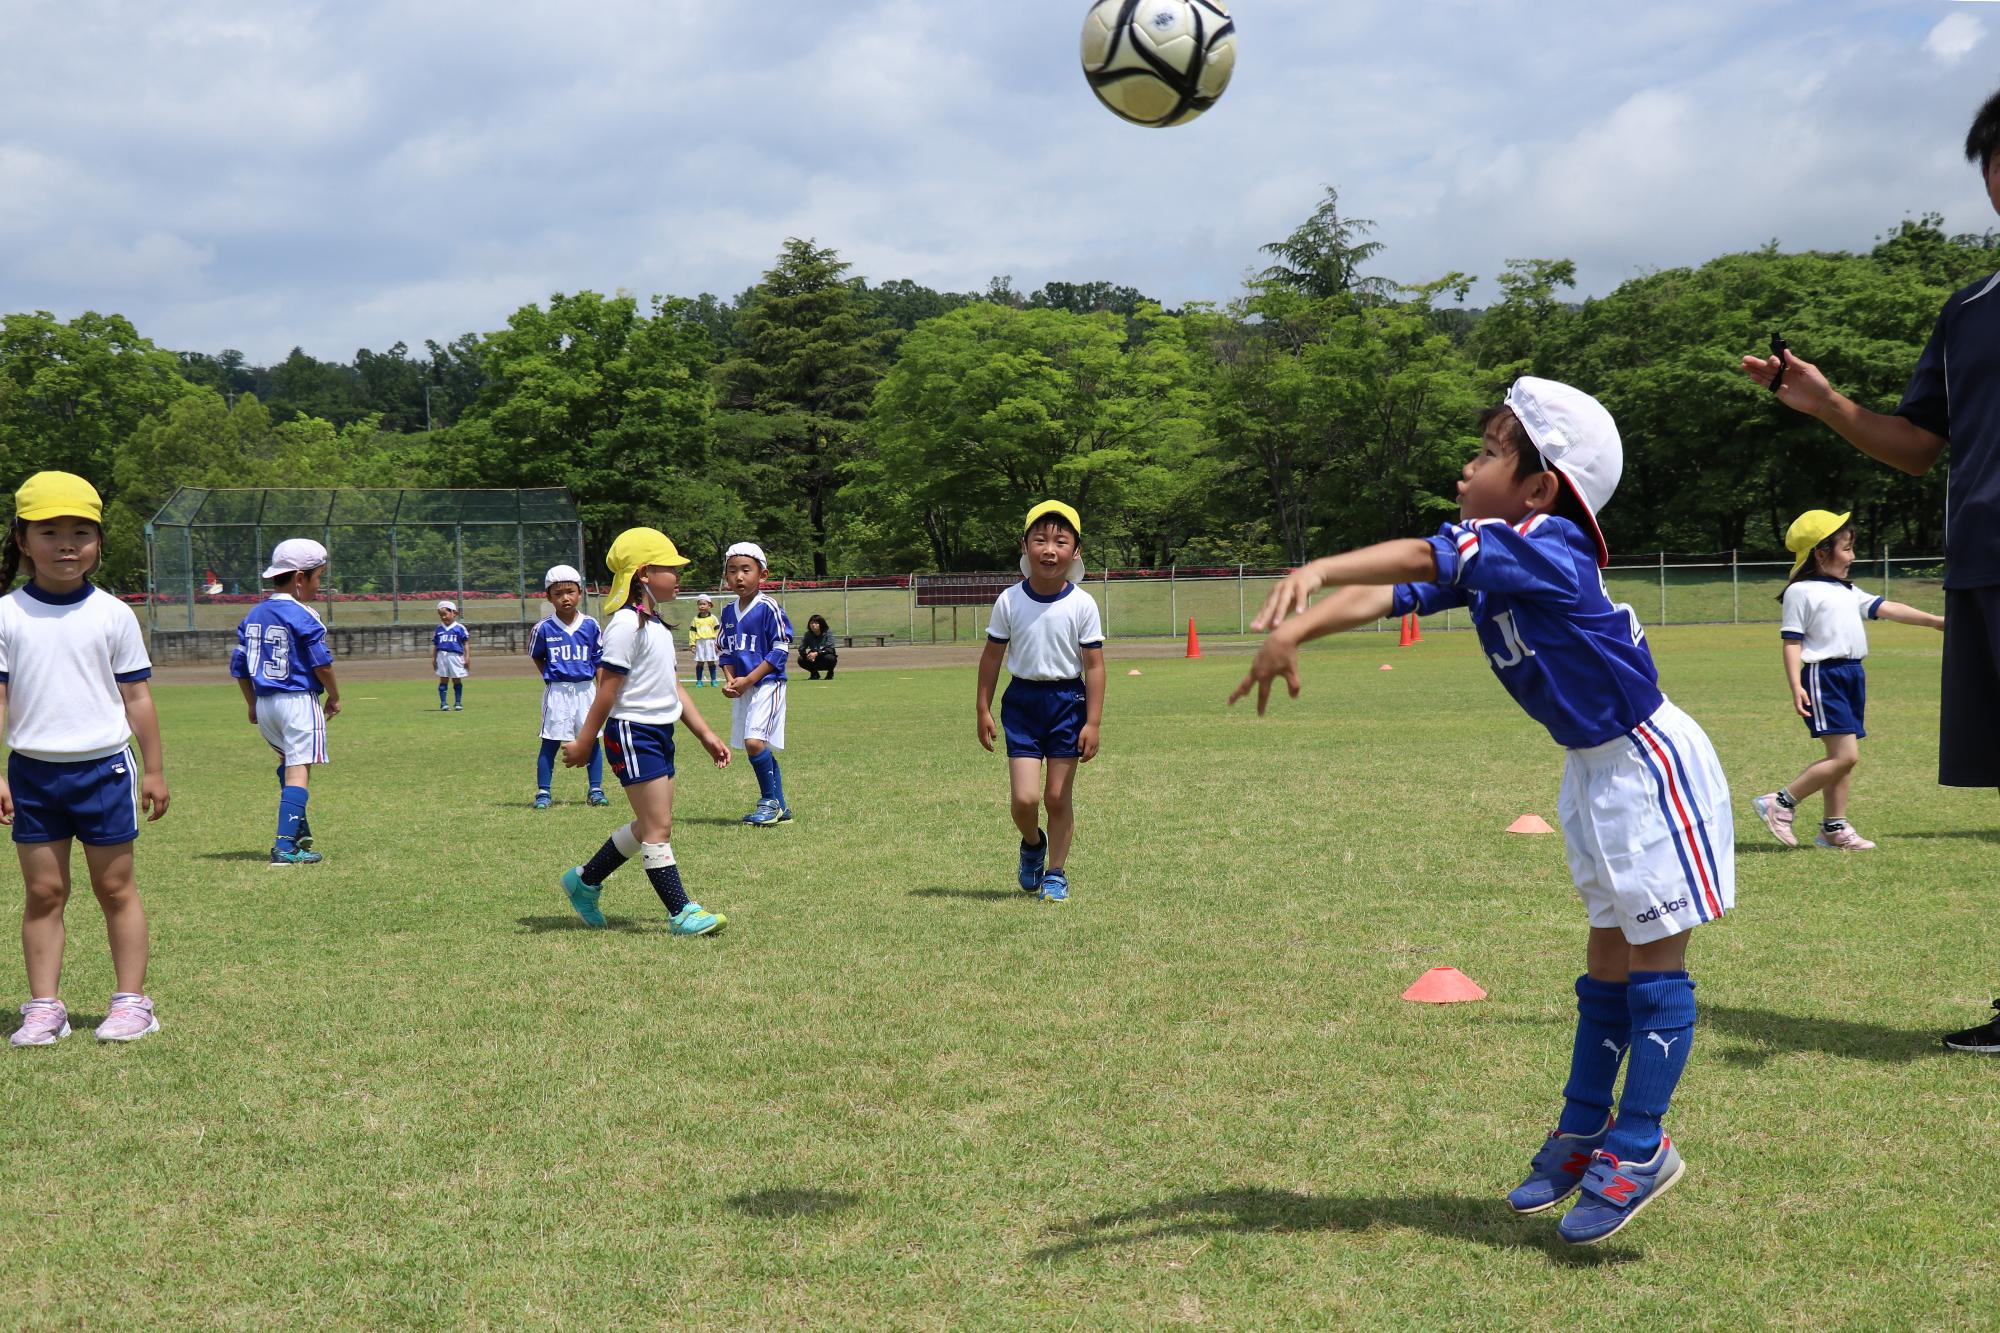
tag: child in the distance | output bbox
[719,543,794,826]
[1752,510,1944,850]
[434,600,469,710]
[1,472,170,1046]
[556,529,731,935]
[528,564,608,809]
[688,595,721,687]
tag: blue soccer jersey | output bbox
[719,593,792,681]
[434,621,469,657]
[529,614,600,683]
[230,595,335,696]
[1391,514,1662,748]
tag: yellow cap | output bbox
[1024,500,1081,539]
[13,471,103,525]
[1785,509,1852,578]
[603,527,690,614]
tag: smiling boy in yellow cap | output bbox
[974,501,1106,903]
[555,528,733,935]
[1751,510,1944,851]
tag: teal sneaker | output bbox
[269,846,323,866]
[559,867,606,928]
[1017,830,1047,893]
[587,789,611,807]
[744,800,792,827]
[670,903,726,936]
[1039,870,1069,903]
[533,792,552,810]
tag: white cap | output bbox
[436,599,458,612]
[696,594,713,604]
[724,541,769,571]
[261,538,328,580]
[543,564,584,589]
[1504,376,1622,567]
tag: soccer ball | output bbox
[1080,0,1237,128]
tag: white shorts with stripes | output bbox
[1559,698,1734,944]
[730,679,786,750]
[257,691,329,767]
[540,679,597,742]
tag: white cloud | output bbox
[1924,13,1984,64]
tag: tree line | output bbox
[2,187,1993,591]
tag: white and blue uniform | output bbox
[720,593,791,750]
[1393,514,1734,944]
[599,605,682,786]
[530,613,601,741]
[230,594,332,766]
[1780,576,1882,740]
[433,620,469,678]
[0,583,150,846]
[987,580,1104,760]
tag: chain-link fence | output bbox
[144,488,585,633]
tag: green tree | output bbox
[1257,186,1392,301]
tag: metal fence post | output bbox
[184,527,195,631]
[1238,564,1245,635]
[1658,551,1667,626]
[1883,544,1891,602]
[1731,549,1739,624]
[1169,564,1177,637]
[843,575,851,638]
[454,524,465,618]
[1104,569,1112,639]
[907,579,914,642]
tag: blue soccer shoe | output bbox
[1506,1117,1611,1214]
[559,866,606,928]
[1558,1136,1685,1245]
[1017,830,1047,893]
[1039,870,1069,903]
[744,799,791,827]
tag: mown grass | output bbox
[3,624,1997,1329]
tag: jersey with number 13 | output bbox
[230,595,335,696]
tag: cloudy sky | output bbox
[1,1,1994,363]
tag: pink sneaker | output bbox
[1752,793,1798,847]
[10,999,70,1048]
[94,994,159,1043]
[1815,825,1876,851]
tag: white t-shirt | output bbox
[0,584,152,761]
[1780,577,1883,663]
[599,604,683,726]
[986,580,1105,681]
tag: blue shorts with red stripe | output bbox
[602,719,676,787]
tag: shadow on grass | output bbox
[1703,1005,1939,1066]
[728,1187,861,1219]
[1028,1188,1631,1266]
[514,914,651,935]
[1733,842,1802,856]
[195,850,278,863]
[1895,829,2000,844]
[909,886,1023,901]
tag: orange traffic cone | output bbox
[1507,813,1556,834]
[1410,614,1423,643]
[1398,615,1414,648]
[1402,967,1488,1004]
[1184,618,1201,658]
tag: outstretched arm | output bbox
[1229,585,1398,715]
[1739,350,1947,477]
[1251,540,1438,629]
[1876,600,1945,631]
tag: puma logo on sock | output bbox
[1646,1032,1680,1058]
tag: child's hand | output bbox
[977,710,998,752]
[140,774,170,821]
[702,732,730,767]
[1077,723,1100,762]
[561,737,595,768]
[1251,565,1327,630]
[246,703,259,725]
[1792,682,1813,719]
[1228,633,1303,715]
[0,777,12,825]
[323,697,342,718]
[720,677,743,698]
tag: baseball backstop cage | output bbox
[144,487,585,633]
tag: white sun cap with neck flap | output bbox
[1503,376,1622,568]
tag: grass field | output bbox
[4,625,1998,1329]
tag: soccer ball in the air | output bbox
[1080,0,1236,128]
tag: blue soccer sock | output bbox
[1605,970,1697,1162]
[537,738,560,794]
[439,681,449,707]
[1557,975,1631,1136]
[587,740,605,792]
[275,785,309,851]
[748,747,784,806]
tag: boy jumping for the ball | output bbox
[975,501,1105,903]
[1230,379,1734,1245]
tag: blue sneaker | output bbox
[670,903,726,935]
[1506,1117,1611,1214]
[269,846,322,866]
[1039,870,1069,903]
[559,867,606,928]
[533,792,553,810]
[587,789,611,808]
[744,799,792,827]
[1558,1136,1685,1245]
[1017,831,1047,893]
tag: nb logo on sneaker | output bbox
[1646,1032,1680,1058]
[1634,899,1689,924]
[1600,1172,1639,1205]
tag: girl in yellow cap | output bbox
[1,472,169,1046]
[554,528,732,935]
[1752,511,1944,850]
[974,501,1105,903]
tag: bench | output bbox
[835,633,896,648]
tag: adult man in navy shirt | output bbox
[1743,87,2000,1054]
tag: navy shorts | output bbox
[8,748,141,846]
[1940,586,2000,787]
[1802,658,1866,739]
[603,719,675,787]
[1001,678,1086,760]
